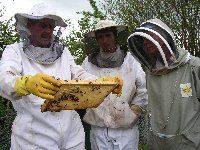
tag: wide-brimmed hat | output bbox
[86,20,127,37]
[14,2,67,27]
[84,20,129,55]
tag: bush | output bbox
[0,97,16,150]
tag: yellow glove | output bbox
[14,73,62,100]
[96,76,123,96]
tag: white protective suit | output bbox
[82,52,148,150]
[0,42,96,150]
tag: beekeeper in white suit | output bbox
[82,20,148,150]
[0,2,102,149]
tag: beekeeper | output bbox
[128,18,200,150]
[0,2,98,149]
[82,20,148,150]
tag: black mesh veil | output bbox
[128,34,156,70]
[128,22,177,70]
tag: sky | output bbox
[0,0,95,35]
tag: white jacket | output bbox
[82,52,148,128]
[0,42,96,149]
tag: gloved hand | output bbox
[110,101,139,127]
[96,76,123,96]
[130,105,143,117]
[14,73,62,100]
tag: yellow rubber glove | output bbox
[14,73,62,100]
[96,76,123,96]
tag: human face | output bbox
[143,31,171,62]
[143,38,158,58]
[96,31,116,53]
[27,18,55,48]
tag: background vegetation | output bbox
[0,0,199,149]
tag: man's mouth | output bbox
[41,33,51,39]
[41,36,51,41]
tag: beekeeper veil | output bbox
[84,20,129,68]
[128,18,178,70]
[14,2,67,64]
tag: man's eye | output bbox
[40,24,54,29]
[97,35,103,39]
[41,24,47,28]
[106,35,111,37]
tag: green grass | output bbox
[139,144,148,150]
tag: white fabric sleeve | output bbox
[131,62,148,109]
[81,57,88,69]
[0,45,23,100]
[70,58,97,80]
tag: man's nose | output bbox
[102,36,108,43]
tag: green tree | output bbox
[0,3,20,54]
[64,0,105,64]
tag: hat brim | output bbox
[86,25,128,37]
[15,13,67,27]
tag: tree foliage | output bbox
[0,18,20,50]
[0,3,20,55]
[64,0,105,64]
